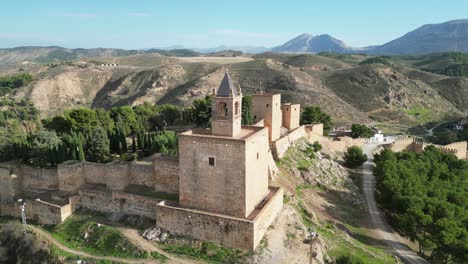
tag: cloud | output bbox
[127,12,151,17]
[48,12,101,19]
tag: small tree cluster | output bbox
[344,146,367,167]
[351,124,374,138]
[300,106,332,132]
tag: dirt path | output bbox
[426,121,450,136]
[117,227,199,264]
[28,225,162,264]
[361,144,428,264]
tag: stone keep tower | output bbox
[211,70,242,137]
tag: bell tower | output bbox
[211,70,242,137]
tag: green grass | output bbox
[404,106,432,123]
[46,214,149,259]
[159,240,249,264]
[50,245,132,264]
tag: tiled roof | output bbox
[217,70,238,97]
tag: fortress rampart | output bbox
[389,136,467,159]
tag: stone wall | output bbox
[84,162,107,185]
[58,161,84,192]
[244,127,270,216]
[78,188,160,220]
[282,104,300,130]
[178,133,247,218]
[0,164,22,202]
[442,141,467,160]
[129,161,155,188]
[272,126,308,159]
[19,164,58,190]
[252,93,282,142]
[157,201,255,249]
[388,136,416,152]
[253,187,283,247]
[156,187,283,250]
[0,198,73,225]
[153,156,179,194]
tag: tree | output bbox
[78,139,85,161]
[374,146,467,262]
[300,106,332,132]
[43,115,72,133]
[351,124,374,138]
[86,127,110,163]
[242,95,253,125]
[64,108,97,133]
[96,108,114,132]
[110,106,137,135]
[344,146,367,167]
[192,96,212,128]
[0,223,57,263]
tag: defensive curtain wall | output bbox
[388,136,467,160]
[0,155,179,224]
[157,187,283,250]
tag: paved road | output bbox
[361,144,428,264]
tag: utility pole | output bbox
[18,198,27,233]
[309,227,319,264]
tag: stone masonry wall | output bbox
[19,164,58,190]
[253,187,283,248]
[178,134,246,218]
[156,201,255,249]
[78,188,160,220]
[153,156,179,194]
[129,161,155,188]
[58,161,84,192]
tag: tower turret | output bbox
[211,70,242,137]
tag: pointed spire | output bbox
[217,69,238,97]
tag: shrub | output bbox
[344,146,367,167]
[312,141,322,152]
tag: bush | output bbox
[336,253,366,264]
[344,146,367,167]
[312,141,322,152]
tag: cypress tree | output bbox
[78,140,85,161]
[131,134,137,153]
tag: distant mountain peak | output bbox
[272,33,350,53]
[273,19,468,55]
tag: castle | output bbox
[0,70,325,250]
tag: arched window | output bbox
[218,102,227,116]
[234,102,239,115]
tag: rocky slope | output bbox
[3,52,466,125]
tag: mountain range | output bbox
[1,19,466,64]
[273,19,468,55]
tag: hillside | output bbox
[1,51,466,127]
[369,19,468,55]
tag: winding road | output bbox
[361,143,428,264]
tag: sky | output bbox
[1,0,467,49]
